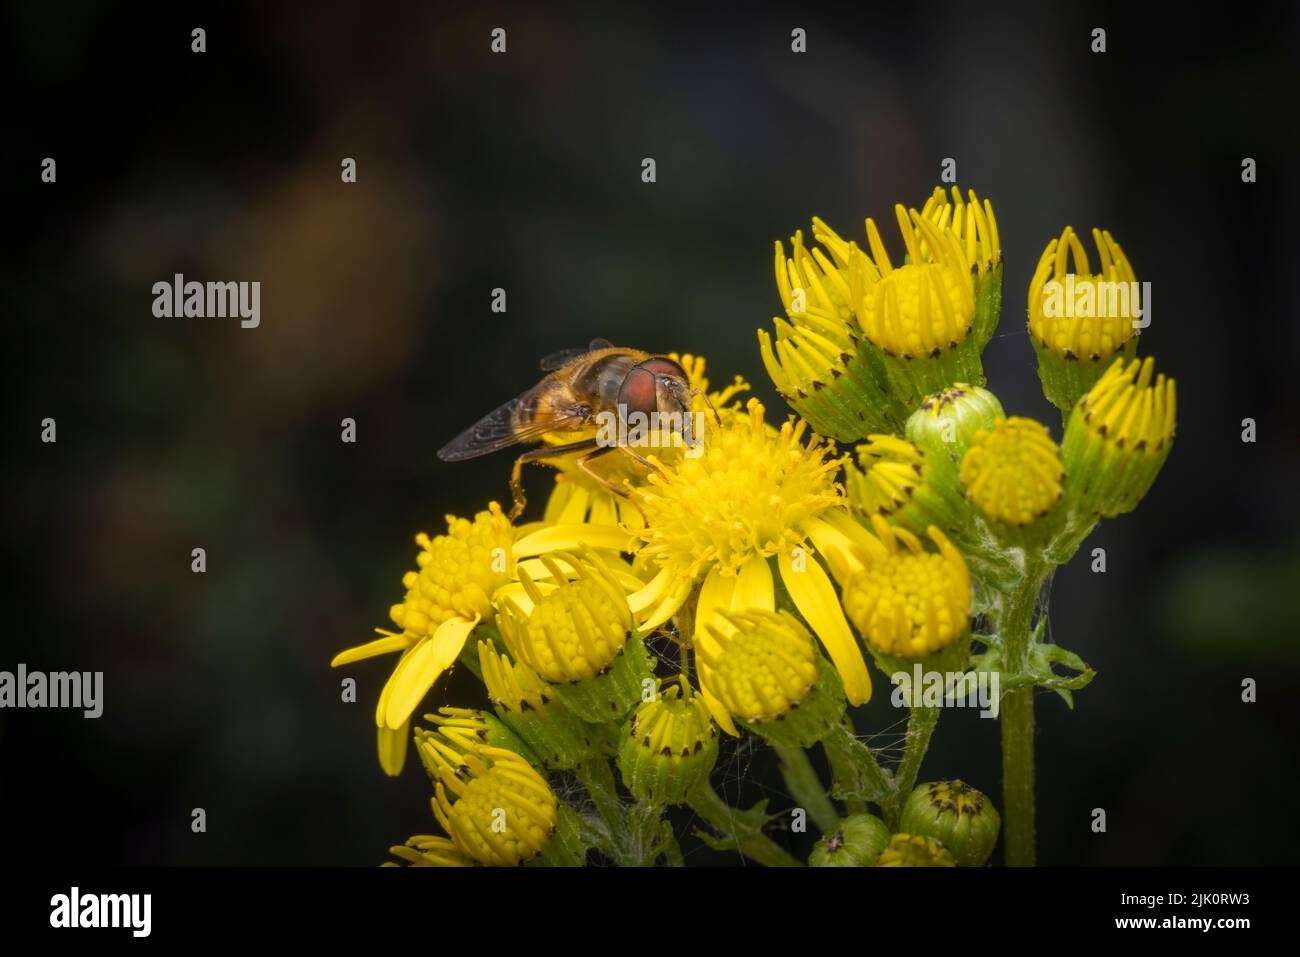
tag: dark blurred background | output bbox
[5,1,1298,865]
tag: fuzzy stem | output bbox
[574,755,624,837]
[775,744,840,831]
[999,564,1049,866]
[822,723,896,815]
[689,783,803,867]
[892,703,940,819]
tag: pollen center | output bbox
[959,417,1064,526]
[858,262,974,359]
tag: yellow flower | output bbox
[875,833,957,867]
[496,550,632,684]
[331,504,640,774]
[330,503,514,773]
[693,609,849,745]
[616,678,719,804]
[838,517,971,659]
[697,609,818,724]
[1062,356,1176,517]
[848,207,976,360]
[423,739,558,867]
[627,398,879,711]
[1028,226,1143,413]
[959,417,1064,528]
[845,435,926,518]
[1029,226,1139,362]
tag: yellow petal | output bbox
[588,493,618,528]
[513,524,635,557]
[639,577,691,633]
[330,632,410,668]
[377,720,409,777]
[695,565,735,649]
[732,553,774,612]
[628,565,675,615]
[699,682,739,737]
[778,551,872,706]
[384,615,480,729]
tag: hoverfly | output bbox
[437,339,717,519]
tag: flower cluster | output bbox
[335,188,1176,867]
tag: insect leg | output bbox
[575,446,652,524]
[508,439,600,521]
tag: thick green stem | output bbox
[998,564,1049,866]
[689,783,802,867]
[774,744,840,831]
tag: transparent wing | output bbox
[437,388,590,462]
[539,338,616,371]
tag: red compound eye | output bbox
[617,367,658,416]
[637,357,687,380]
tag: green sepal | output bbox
[530,803,588,867]
[1033,335,1139,417]
[972,262,1004,351]
[739,655,847,749]
[550,632,654,723]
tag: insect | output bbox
[437,339,717,520]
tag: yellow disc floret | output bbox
[959,417,1064,526]
[696,609,819,723]
[841,517,971,658]
[429,745,557,867]
[633,398,843,580]
[496,551,632,684]
[850,208,976,358]
[1028,226,1140,361]
[1077,355,1176,451]
[388,503,514,638]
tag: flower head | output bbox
[809,812,892,867]
[616,679,719,805]
[634,398,842,581]
[900,780,1001,867]
[759,231,903,439]
[629,398,874,707]
[695,609,847,745]
[960,417,1064,529]
[838,517,971,659]
[421,732,558,867]
[1029,227,1139,361]
[330,503,515,770]
[905,383,1006,463]
[497,550,631,683]
[1028,226,1142,412]
[850,206,976,361]
[845,435,926,518]
[875,833,957,867]
[1062,356,1176,517]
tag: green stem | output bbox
[689,783,802,867]
[574,755,624,837]
[821,723,896,813]
[774,744,840,831]
[892,703,940,819]
[998,564,1049,866]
